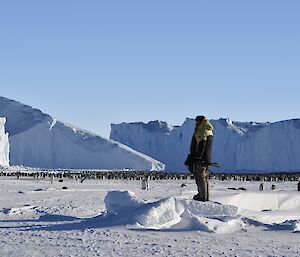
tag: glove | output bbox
[184,154,193,166]
[184,154,194,174]
[188,164,193,174]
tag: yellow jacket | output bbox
[193,117,214,144]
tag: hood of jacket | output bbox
[193,117,214,143]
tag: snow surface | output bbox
[110,118,300,172]
[0,118,9,166]
[1,175,300,256]
[0,96,164,171]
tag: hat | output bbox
[195,116,205,122]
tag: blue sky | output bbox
[1,1,299,137]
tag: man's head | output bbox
[195,115,205,126]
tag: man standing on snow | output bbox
[185,116,213,202]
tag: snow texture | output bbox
[1,176,300,256]
[104,191,239,233]
[110,118,300,172]
[0,118,9,166]
[0,96,164,170]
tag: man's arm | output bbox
[194,140,207,161]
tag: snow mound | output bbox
[104,191,144,214]
[215,192,300,212]
[294,221,300,233]
[213,191,300,226]
[102,191,300,233]
[104,191,241,234]
[0,118,9,166]
[2,205,39,215]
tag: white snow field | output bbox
[110,118,300,172]
[1,175,300,257]
[0,118,9,166]
[0,96,164,171]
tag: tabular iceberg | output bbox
[0,117,9,166]
[0,96,164,171]
[110,118,300,173]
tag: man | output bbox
[185,116,213,202]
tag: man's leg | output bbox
[205,170,209,201]
[194,163,208,201]
[200,167,209,201]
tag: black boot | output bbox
[193,194,205,202]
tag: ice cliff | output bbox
[0,118,9,166]
[0,96,164,171]
[110,118,300,172]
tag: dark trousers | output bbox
[193,162,209,201]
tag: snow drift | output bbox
[0,118,9,166]
[215,191,300,212]
[101,190,300,234]
[213,191,300,225]
[110,118,300,172]
[0,96,164,170]
[103,191,241,233]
